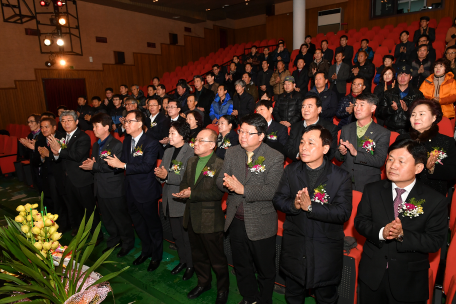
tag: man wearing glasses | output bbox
[145,97,169,142]
[335,77,366,130]
[445,45,456,75]
[105,110,163,271]
[173,129,229,303]
[48,110,102,242]
[217,113,284,304]
[160,100,185,146]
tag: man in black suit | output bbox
[413,16,435,43]
[321,40,334,64]
[257,60,274,98]
[48,110,101,241]
[145,97,169,142]
[292,58,309,95]
[232,79,255,123]
[159,100,186,147]
[105,110,163,271]
[35,117,70,231]
[273,124,352,304]
[255,99,288,156]
[76,96,94,131]
[193,75,215,127]
[285,94,338,162]
[174,129,229,304]
[80,113,135,257]
[212,64,225,85]
[335,35,354,67]
[355,139,448,304]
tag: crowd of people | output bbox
[15,15,456,304]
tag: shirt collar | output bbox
[66,128,78,138]
[267,119,272,127]
[304,117,319,127]
[392,179,416,196]
[150,112,159,122]
[170,115,179,122]
[97,134,110,147]
[132,131,143,144]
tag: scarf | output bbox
[434,74,445,98]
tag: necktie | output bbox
[131,138,136,154]
[393,188,406,219]
[66,134,71,145]
[246,151,254,164]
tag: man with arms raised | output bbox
[217,113,284,304]
[105,110,163,271]
[273,125,352,304]
[355,139,447,304]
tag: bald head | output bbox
[194,129,216,157]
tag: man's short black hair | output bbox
[41,111,55,119]
[356,92,378,105]
[147,85,156,90]
[153,76,160,81]
[388,139,427,165]
[278,42,284,47]
[91,96,101,102]
[147,96,162,106]
[361,38,369,44]
[255,99,273,110]
[78,95,86,100]
[303,93,322,108]
[218,84,226,91]
[321,39,328,45]
[400,30,409,36]
[56,105,68,111]
[233,55,239,60]
[335,50,345,57]
[212,64,220,69]
[305,35,312,39]
[105,87,113,92]
[120,84,128,89]
[206,71,215,78]
[240,113,267,136]
[277,60,284,65]
[302,124,333,147]
[340,35,348,40]
[418,44,430,52]
[243,72,251,79]
[168,99,181,109]
[315,72,327,79]
[157,84,166,90]
[193,75,204,82]
[245,62,252,68]
[91,113,112,131]
[112,94,121,100]
[353,77,366,85]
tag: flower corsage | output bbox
[267,131,278,141]
[398,197,424,218]
[169,160,184,175]
[189,138,195,148]
[202,166,216,177]
[311,184,329,205]
[58,138,67,149]
[151,122,157,128]
[360,137,376,155]
[248,156,266,174]
[100,149,111,159]
[133,145,143,157]
[220,138,231,149]
[428,147,447,165]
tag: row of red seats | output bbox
[7,123,30,139]
[0,134,18,175]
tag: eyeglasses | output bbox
[125,103,136,106]
[352,83,364,87]
[238,130,259,136]
[27,120,36,123]
[124,120,139,124]
[447,52,456,55]
[194,138,214,143]
[61,120,74,124]
[167,106,177,109]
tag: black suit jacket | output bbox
[77,104,94,131]
[91,135,125,198]
[413,27,436,43]
[322,48,334,64]
[355,180,447,302]
[195,87,215,127]
[284,118,338,162]
[292,68,309,94]
[335,45,354,67]
[215,129,239,160]
[232,91,255,122]
[53,129,93,187]
[120,133,162,203]
[145,112,170,141]
[264,120,288,156]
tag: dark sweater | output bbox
[306,160,326,192]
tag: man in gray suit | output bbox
[79,113,135,257]
[335,93,390,192]
[217,113,284,304]
[328,51,350,101]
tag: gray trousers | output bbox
[170,216,193,267]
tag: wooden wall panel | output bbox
[234,24,267,44]
[266,13,294,48]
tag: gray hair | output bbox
[234,79,246,88]
[60,110,78,121]
[132,84,139,89]
[355,93,379,105]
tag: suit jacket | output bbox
[232,91,255,122]
[215,129,239,160]
[158,143,194,217]
[335,45,354,67]
[77,104,94,131]
[53,129,93,187]
[335,121,390,192]
[91,135,125,199]
[34,131,66,189]
[328,62,350,94]
[273,161,352,287]
[322,48,334,64]
[120,133,162,203]
[264,120,288,156]
[181,153,226,234]
[284,118,338,161]
[292,68,309,94]
[195,87,215,127]
[145,112,170,141]
[413,27,436,43]
[355,180,447,302]
[216,144,284,241]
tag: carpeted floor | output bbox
[0,175,316,304]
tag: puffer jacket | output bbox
[272,90,303,124]
[209,93,233,120]
[420,72,456,119]
[411,57,432,88]
[269,69,291,95]
[131,90,147,108]
[377,85,424,133]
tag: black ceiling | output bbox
[81,0,290,23]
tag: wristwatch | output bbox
[396,233,404,242]
[307,204,312,213]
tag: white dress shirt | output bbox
[170,115,179,122]
[124,131,144,169]
[150,113,159,123]
[379,179,416,240]
[55,128,78,160]
[267,119,272,127]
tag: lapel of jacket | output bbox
[381,180,395,222]
[297,161,308,190]
[194,152,217,188]
[162,146,173,168]
[125,135,134,163]
[245,143,266,184]
[67,129,81,149]
[176,144,190,164]
[399,181,423,224]
[356,122,376,151]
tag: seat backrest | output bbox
[343,190,366,245]
[369,40,379,52]
[444,238,456,293]
[371,26,381,32]
[438,116,453,137]
[382,39,395,52]
[205,124,219,134]
[383,24,394,31]
[359,27,368,34]
[450,189,456,239]
[376,46,389,56]
[380,131,399,179]
[0,135,5,154]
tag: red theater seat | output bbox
[0,135,18,174]
[206,124,219,135]
[380,131,399,180]
[438,116,453,138]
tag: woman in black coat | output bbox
[215,115,239,160]
[186,110,203,142]
[373,66,396,99]
[396,99,456,195]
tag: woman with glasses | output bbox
[420,58,456,119]
[154,120,195,280]
[186,110,203,141]
[215,115,239,160]
[445,45,456,76]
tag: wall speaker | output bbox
[114,51,125,64]
[169,33,178,45]
[266,4,275,16]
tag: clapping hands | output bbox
[294,188,311,211]
[223,173,244,195]
[339,139,357,156]
[79,157,96,170]
[383,217,403,240]
[154,166,168,179]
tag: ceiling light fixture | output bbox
[58,16,66,25]
[56,38,64,46]
[59,58,66,66]
[172,16,180,18]
[43,37,53,46]
[40,0,49,7]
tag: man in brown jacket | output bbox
[174,129,229,304]
[308,49,330,88]
[270,60,291,100]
